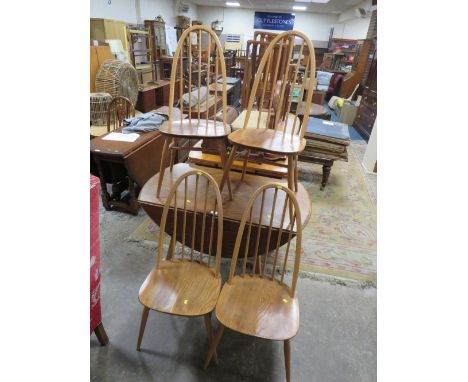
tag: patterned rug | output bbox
[130,142,376,284]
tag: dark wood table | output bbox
[90,128,166,215]
[138,163,311,258]
[290,102,331,121]
[298,117,350,190]
[136,80,180,113]
[90,107,187,214]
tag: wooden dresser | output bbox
[353,48,377,141]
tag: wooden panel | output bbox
[125,132,166,188]
[96,46,114,65]
[90,45,114,93]
[90,18,129,57]
[340,39,372,98]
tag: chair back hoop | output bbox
[168,25,228,128]
[156,170,224,278]
[107,96,135,132]
[228,184,302,297]
[242,30,316,139]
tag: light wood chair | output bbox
[254,30,278,43]
[157,25,232,200]
[106,96,135,132]
[136,169,224,360]
[203,183,303,382]
[220,30,316,193]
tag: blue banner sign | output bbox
[254,11,295,31]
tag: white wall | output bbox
[333,0,371,39]
[197,6,338,48]
[90,0,199,26]
[90,0,138,24]
[139,0,199,26]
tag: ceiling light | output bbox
[293,6,307,11]
[226,1,240,6]
[311,0,331,3]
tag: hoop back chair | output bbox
[254,30,278,43]
[157,25,232,200]
[221,31,316,193]
[203,184,303,382]
[137,170,224,361]
[106,96,135,132]
[241,40,284,111]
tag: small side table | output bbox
[299,118,351,190]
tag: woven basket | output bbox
[90,92,112,125]
[95,60,138,106]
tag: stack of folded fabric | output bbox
[300,117,350,161]
[122,107,183,133]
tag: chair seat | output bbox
[159,119,231,139]
[228,128,306,155]
[139,260,221,316]
[215,275,299,340]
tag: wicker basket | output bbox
[90,92,112,125]
[95,60,138,106]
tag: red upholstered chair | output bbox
[90,175,109,345]
[326,73,344,100]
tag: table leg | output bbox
[127,175,139,215]
[321,164,332,190]
[94,157,110,210]
[220,143,237,199]
[217,138,232,200]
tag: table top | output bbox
[90,127,161,158]
[90,107,186,158]
[140,80,171,92]
[138,163,311,230]
[296,103,330,118]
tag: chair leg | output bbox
[217,139,233,200]
[157,137,170,198]
[136,306,150,351]
[294,155,299,192]
[94,322,109,346]
[170,138,176,171]
[203,312,218,365]
[240,149,250,182]
[219,143,238,200]
[203,323,225,369]
[287,155,294,191]
[284,339,291,382]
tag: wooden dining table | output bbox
[138,163,311,258]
